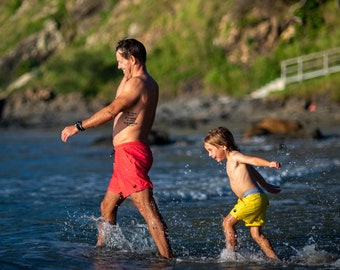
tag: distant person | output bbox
[203,127,281,259]
[61,38,172,259]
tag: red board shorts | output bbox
[108,141,153,198]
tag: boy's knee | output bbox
[251,231,264,243]
[223,216,235,229]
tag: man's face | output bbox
[116,50,133,79]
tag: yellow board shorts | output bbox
[230,193,269,227]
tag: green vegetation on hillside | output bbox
[0,0,339,102]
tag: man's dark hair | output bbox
[115,38,147,64]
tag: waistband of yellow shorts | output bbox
[242,187,264,198]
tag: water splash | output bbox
[217,248,246,262]
[285,243,339,267]
[97,220,131,250]
[61,211,156,255]
[97,218,155,254]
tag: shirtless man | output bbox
[204,127,281,259]
[61,38,172,259]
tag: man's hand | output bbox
[61,125,79,142]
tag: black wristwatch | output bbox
[75,121,85,131]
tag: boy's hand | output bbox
[264,183,281,194]
[269,161,281,169]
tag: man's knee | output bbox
[99,193,122,223]
[99,200,111,221]
[132,189,157,214]
[100,200,107,214]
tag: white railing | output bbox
[281,47,340,84]
[251,47,340,98]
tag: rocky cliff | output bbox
[0,0,339,132]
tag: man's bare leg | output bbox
[130,189,173,259]
[250,226,278,259]
[97,190,124,247]
[222,214,239,252]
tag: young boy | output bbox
[204,127,281,259]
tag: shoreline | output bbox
[154,94,340,139]
[1,92,339,141]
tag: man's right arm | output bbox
[60,98,124,142]
[61,78,142,142]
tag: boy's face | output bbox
[204,143,226,162]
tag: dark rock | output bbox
[243,118,303,138]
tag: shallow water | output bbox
[0,128,339,269]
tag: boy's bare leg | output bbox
[97,190,124,246]
[222,214,239,251]
[130,189,173,259]
[250,226,278,259]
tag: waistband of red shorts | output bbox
[114,140,149,151]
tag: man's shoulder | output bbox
[125,74,150,88]
[132,74,158,93]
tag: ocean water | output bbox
[0,128,339,270]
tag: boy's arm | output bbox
[248,165,281,194]
[232,151,281,169]
[231,151,281,194]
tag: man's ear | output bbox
[130,55,137,65]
